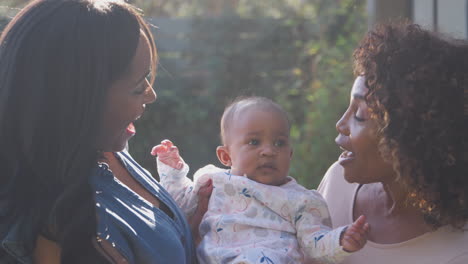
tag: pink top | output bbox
[318,162,468,264]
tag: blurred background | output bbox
[1,0,467,188]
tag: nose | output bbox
[144,80,157,105]
[336,111,350,136]
[260,144,277,157]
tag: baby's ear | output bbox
[216,146,232,167]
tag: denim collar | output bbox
[1,217,33,264]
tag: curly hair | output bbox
[353,23,468,229]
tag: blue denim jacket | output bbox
[0,151,196,264]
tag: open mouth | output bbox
[126,115,141,136]
[338,146,355,164]
[126,122,136,135]
[339,150,354,158]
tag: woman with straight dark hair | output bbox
[0,0,211,263]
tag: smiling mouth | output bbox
[126,122,136,135]
[340,150,354,158]
[126,115,142,135]
[338,146,355,165]
[339,146,354,157]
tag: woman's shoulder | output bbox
[316,162,358,227]
[349,225,468,264]
[433,225,468,263]
[317,162,356,198]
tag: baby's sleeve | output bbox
[294,190,350,263]
[157,158,198,217]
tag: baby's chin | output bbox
[246,174,289,186]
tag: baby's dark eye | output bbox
[248,139,259,146]
[274,140,287,147]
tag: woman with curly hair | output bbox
[318,23,468,263]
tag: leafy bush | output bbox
[131,0,366,188]
[0,0,366,188]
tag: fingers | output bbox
[341,215,369,252]
[353,215,367,228]
[198,179,213,198]
[151,140,185,169]
[352,215,370,236]
[197,179,213,215]
[151,145,166,156]
[189,179,213,246]
[161,139,173,148]
[364,223,370,232]
[341,234,359,252]
[175,161,184,170]
[150,139,176,156]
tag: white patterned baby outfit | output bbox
[157,160,350,264]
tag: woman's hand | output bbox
[340,215,370,252]
[151,139,184,170]
[188,179,213,246]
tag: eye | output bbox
[133,87,146,95]
[274,139,286,147]
[354,106,369,122]
[354,114,366,122]
[248,139,259,146]
[132,72,152,95]
[133,81,149,95]
[146,72,152,80]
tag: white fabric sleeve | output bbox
[294,190,350,263]
[447,253,468,264]
[157,158,199,217]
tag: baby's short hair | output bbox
[220,96,290,145]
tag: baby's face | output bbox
[225,108,292,186]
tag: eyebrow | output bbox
[134,70,150,86]
[245,131,289,137]
[245,132,260,137]
[352,93,366,101]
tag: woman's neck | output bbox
[380,179,408,216]
[100,151,115,162]
[356,180,433,244]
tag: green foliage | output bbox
[131,0,366,188]
[0,0,366,188]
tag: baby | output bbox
[152,97,369,264]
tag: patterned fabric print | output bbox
[158,161,350,264]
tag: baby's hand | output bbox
[151,139,184,170]
[340,215,369,253]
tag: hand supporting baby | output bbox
[340,215,369,252]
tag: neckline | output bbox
[106,152,175,219]
[349,184,436,248]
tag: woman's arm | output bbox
[33,235,60,264]
[93,237,129,264]
[34,235,130,264]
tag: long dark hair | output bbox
[0,0,157,262]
